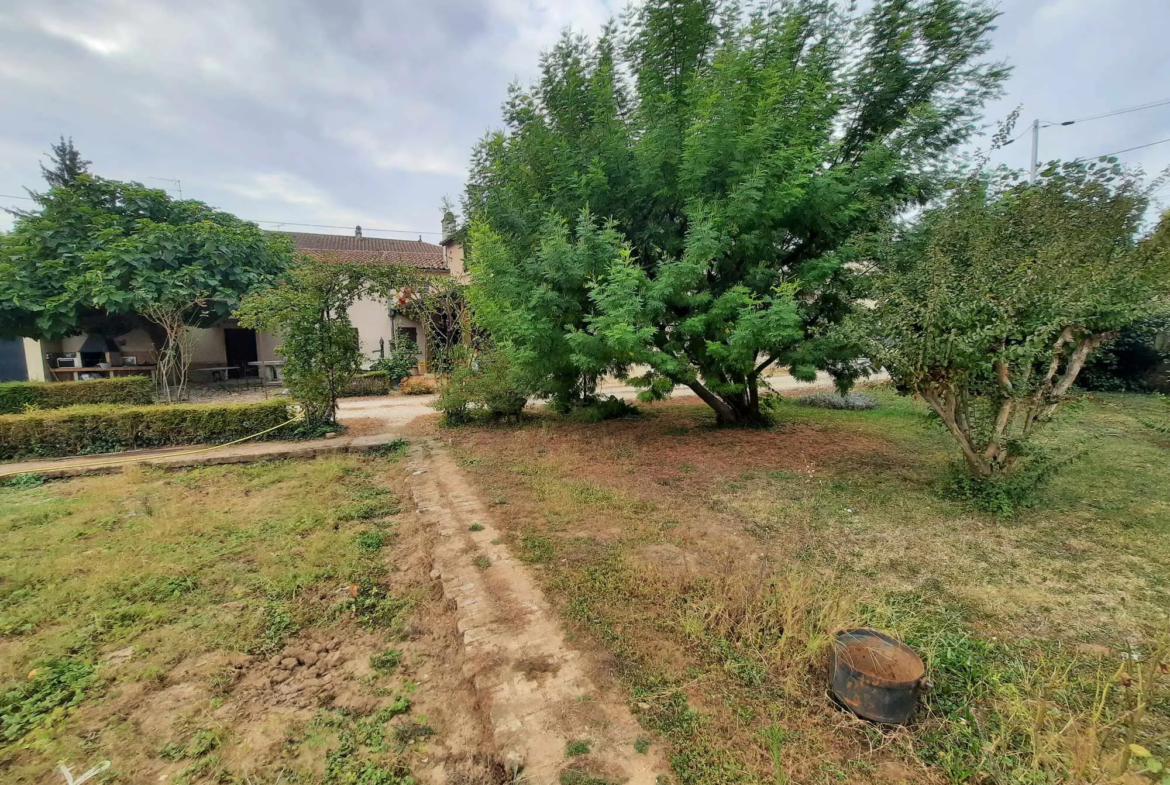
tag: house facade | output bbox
[7,228,465,384]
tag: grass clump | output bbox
[473,555,491,569]
[468,522,485,532]
[565,738,592,757]
[370,648,402,673]
[355,529,390,554]
[797,391,879,410]
[371,438,409,459]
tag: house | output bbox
[4,226,465,384]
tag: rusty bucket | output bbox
[829,628,931,725]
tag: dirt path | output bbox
[406,438,664,785]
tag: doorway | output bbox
[0,339,27,382]
[224,328,259,377]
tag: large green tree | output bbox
[849,161,1170,483]
[464,0,1008,423]
[0,175,291,350]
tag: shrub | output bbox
[0,399,296,461]
[0,376,153,414]
[340,371,391,398]
[370,339,419,385]
[563,396,639,423]
[400,376,435,395]
[797,391,879,411]
[434,350,528,424]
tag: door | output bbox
[0,339,28,382]
[224,328,259,377]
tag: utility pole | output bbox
[1029,118,1040,184]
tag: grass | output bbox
[0,448,460,782]
[434,388,1170,784]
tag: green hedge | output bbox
[340,371,391,398]
[0,400,296,461]
[0,377,154,414]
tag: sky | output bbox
[1,0,1168,237]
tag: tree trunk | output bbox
[688,378,768,426]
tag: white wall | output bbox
[22,339,45,381]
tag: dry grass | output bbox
[0,452,495,784]
[428,389,1170,784]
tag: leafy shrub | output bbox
[370,339,419,385]
[0,376,153,414]
[797,391,879,410]
[400,376,435,395]
[1078,316,1170,393]
[340,371,391,398]
[940,446,1077,516]
[0,657,96,743]
[434,351,528,424]
[0,399,295,461]
[564,396,639,422]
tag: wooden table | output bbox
[49,366,155,381]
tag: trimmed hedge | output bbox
[0,400,296,461]
[0,377,154,415]
[340,371,391,398]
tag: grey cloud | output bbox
[1,0,1167,237]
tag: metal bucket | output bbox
[829,628,931,725]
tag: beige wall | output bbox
[349,296,393,366]
[22,339,46,381]
[443,242,466,280]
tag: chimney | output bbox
[441,209,456,244]
[355,225,363,238]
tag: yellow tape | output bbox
[0,414,306,480]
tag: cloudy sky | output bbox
[1,0,1168,237]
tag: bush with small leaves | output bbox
[797,391,879,411]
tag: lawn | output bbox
[0,445,502,784]
[425,388,1170,785]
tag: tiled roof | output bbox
[273,231,448,271]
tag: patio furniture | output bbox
[248,360,285,383]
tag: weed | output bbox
[356,529,390,554]
[759,724,787,785]
[370,649,403,673]
[560,771,615,785]
[0,658,96,744]
[393,721,435,745]
[371,439,409,460]
[468,522,485,532]
[342,578,415,631]
[565,738,592,757]
[1,472,45,489]
[257,600,299,654]
[473,555,491,569]
[634,737,651,754]
[564,396,639,423]
[519,531,555,563]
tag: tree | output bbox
[849,161,1170,485]
[0,176,292,351]
[236,257,417,425]
[40,137,91,190]
[464,0,1008,423]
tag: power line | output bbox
[1080,137,1170,160]
[1058,97,1170,126]
[0,193,34,201]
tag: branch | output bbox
[752,355,778,377]
[922,386,988,476]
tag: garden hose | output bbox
[0,413,306,480]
